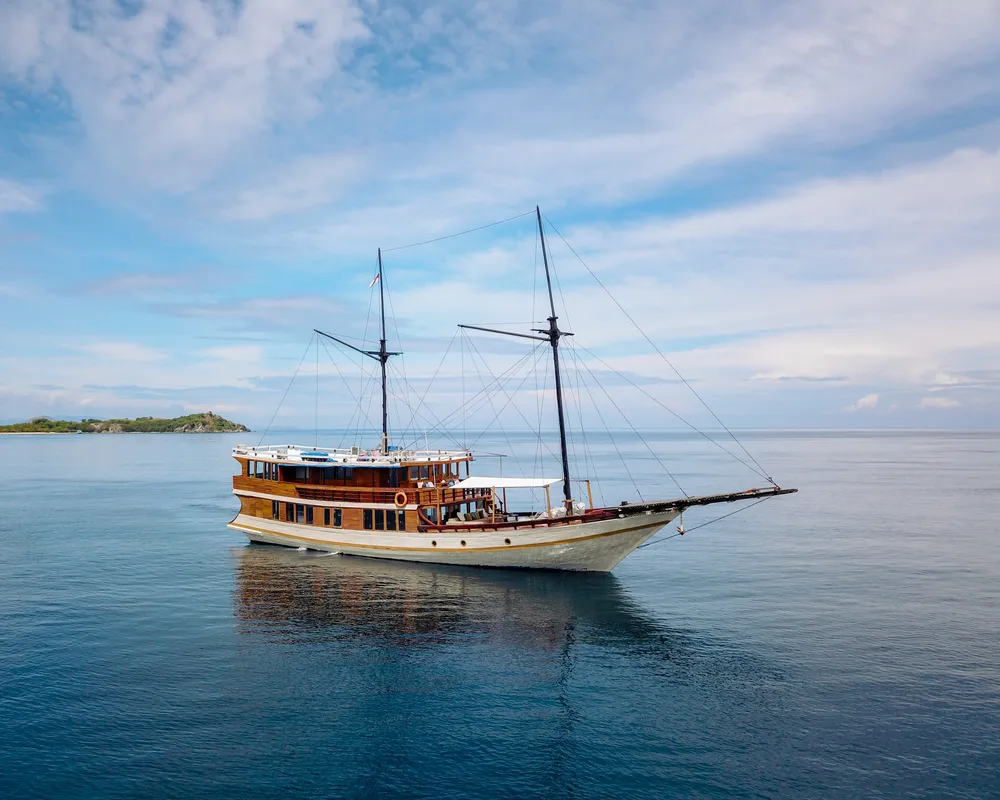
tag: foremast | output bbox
[315,248,399,455]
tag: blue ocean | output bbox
[1,430,997,798]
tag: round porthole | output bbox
[504,538,511,545]
[431,540,437,547]
[460,540,467,547]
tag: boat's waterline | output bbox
[228,510,678,571]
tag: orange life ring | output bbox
[394,491,407,508]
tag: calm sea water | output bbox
[1,430,998,799]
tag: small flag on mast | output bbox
[369,273,380,288]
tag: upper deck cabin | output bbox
[233,443,500,529]
[233,443,472,489]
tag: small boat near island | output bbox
[229,208,796,572]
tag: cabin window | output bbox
[334,509,342,527]
[246,460,253,477]
[408,467,419,481]
[397,510,406,531]
[419,466,429,480]
[425,507,438,524]
[272,501,279,520]
[256,462,264,478]
[323,508,330,526]
[294,467,306,481]
[296,504,305,523]
[388,468,400,488]
[363,509,373,530]
[344,467,353,480]
[305,505,314,524]
[385,509,396,531]
[286,502,294,521]
[374,509,385,530]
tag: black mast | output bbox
[314,249,399,456]
[458,206,574,512]
[535,207,573,512]
[377,248,389,455]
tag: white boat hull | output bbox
[228,509,679,572]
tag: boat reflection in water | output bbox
[230,545,784,797]
[234,544,719,664]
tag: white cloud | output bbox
[2,0,1000,427]
[278,0,1000,232]
[0,0,368,190]
[847,393,880,411]
[918,396,959,409]
[0,179,43,213]
[222,152,366,220]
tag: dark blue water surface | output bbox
[1,430,998,798]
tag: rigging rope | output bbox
[569,341,688,498]
[575,343,772,483]
[382,210,535,253]
[543,215,776,487]
[400,345,539,450]
[317,335,381,440]
[637,497,773,549]
[463,332,559,462]
[354,273,378,447]
[461,332,533,478]
[397,328,460,443]
[572,349,643,502]
[257,334,314,445]
[385,362,465,450]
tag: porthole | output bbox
[431,540,437,547]
[504,538,511,545]
[460,540,467,547]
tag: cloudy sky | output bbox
[1,0,998,433]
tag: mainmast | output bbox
[314,249,399,456]
[458,206,574,512]
[535,207,573,513]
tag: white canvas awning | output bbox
[452,476,559,490]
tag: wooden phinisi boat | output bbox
[229,208,795,571]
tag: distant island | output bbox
[0,412,250,434]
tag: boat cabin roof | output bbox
[233,443,473,468]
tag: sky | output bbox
[1,0,999,434]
